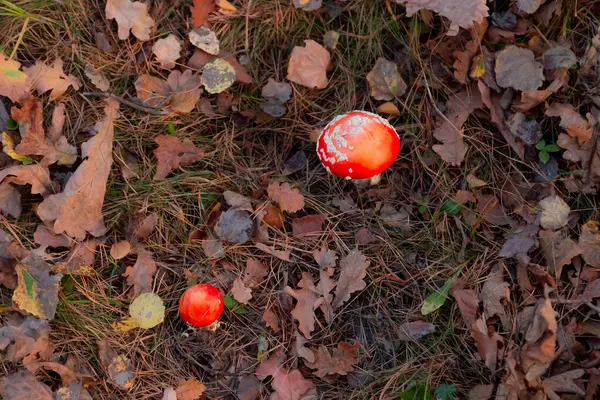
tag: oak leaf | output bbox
[479,263,510,330]
[124,248,157,295]
[0,164,56,197]
[175,378,206,400]
[471,316,503,372]
[305,342,359,378]
[580,221,600,268]
[0,313,53,363]
[545,103,592,143]
[0,370,52,400]
[539,195,570,231]
[190,0,215,27]
[366,57,406,101]
[287,40,330,89]
[23,59,81,100]
[267,181,305,213]
[0,53,30,102]
[495,46,544,91]
[231,277,252,304]
[0,182,21,218]
[396,321,437,341]
[332,250,369,309]
[255,352,314,400]
[153,135,204,180]
[152,34,181,69]
[294,330,314,362]
[244,257,268,288]
[98,340,135,389]
[12,256,62,320]
[285,272,320,338]
[539,229,581,277]
[105,0,154,41]
[53,239,99,275]
[33,225,72,248]
[135,70,202,114]
[36,100,118,240]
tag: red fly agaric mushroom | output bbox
[179,283,225,329]
[317,111,400,185]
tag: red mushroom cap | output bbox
[179,283,225,328]
[316,111,400,180]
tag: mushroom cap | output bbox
[316,111,400,180]
[179,283,225,328]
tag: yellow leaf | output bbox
[0,53,30,102]
[217,0,237,13]
[2,132,33,164]
[377,102,400,116]
[113,316,139,332]
[129,292,165,329]
[466,172,487,188]
[470,56,485,79]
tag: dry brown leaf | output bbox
[580,221,600,268]
[0,166,55,197]
[292,214,327,239]
[267,181,305,213]
[84,64,110,91]
[366,57,406,101]
[33,225,71,248]
[123,248,156,295]
[24,361,80,385]
[255,352,314,400]
[475,192,512,226]
[214,209,253,243]
[292,0,322,10]
[450,287,479,327]
[432,87,483,165]
[129,213,158,242]
[0,257,17,290]
[539,229,581,277]
[152,34,181,69]
[190,0,215,27]
[153,135,204,180]
[110,240,131,260]
[396,321,437,341]
[175,378,206,400]
[479,263,511,331]
[539,195,570,231]
[223,190,253,212]
[468,384,494,400]
[231,277,252,304]
[236,375,262,400]
[135,70,202,114]
[0,370,53,400]
[521,297,557,385]
[284,272,320,339]
[36,100,118,240]
[12,98,77,166]
[105,0,154,41]
[244,257,268,288]
[546,103,592,143]
[98,340,135,389]
[188,49,253,84]
[557,132,600,183]
[263,308,280,332]
[513,72,567,113]
[0,182,21,218]
[495,46,544,91]
[52,239,99,276]
[305,342,359,378]
[542,369,586,399]
[394,0,489,35]
[287,40,330,89]
[23,59,81,100]
[12,257,62,320]
[163,387,177,400]
[0,313,53,363]
[294,330,314,363]
[262,204,285,228]
[543,46,577,70]
[0,53,30,102]
[201,238,224,258]
[332,250,369,309]
[471,316,503,372]
[255,243,291,261]
[453,20,488,84]
[377,102,400,116]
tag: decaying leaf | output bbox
[396,321,437,341]
[214,208,254,243]
[305,342,359,378]
[0,53,30,102]
[255,243,291,261]
[0,313,53,363]
[175,378,206,400]
[516,0,547,14]
[332,250,369,308]
[479,263,510,331]
[495,46,544,91]
[2,131,33,164]
[545,103,592,143]
[124,248,157,295]
[98,340,135,389]
[538,195,570,231]
[52,239,99,275]
[267,181,305,213]
[201,238,225,258]
[0,182,21,218]
[126,292,165,329]
[498,225,539,263]
[152,34,181,69]
[0,370,53,400]
[366,57,406,101]
[520,297,557,385]
[12,256,62,320]
[84,64,110,91]
[285,272,320,338]
[37,100,119,240]
[538,229,580,277]
[23,58,81,100]
[475,192,511,226]
[263,308,280,332]
[580,221,600,268]
[33,225,71,248]
[189,27,219,55]
[224,190,253,212]
[244,257,268,288]
[292,0,322,11]
[110,240,131,260]
[105,0,154,41]
[292,214,327,239]
[506,112,543,146]
[450,286,479,327]
[453,20,488,84]
[255,352,314,400]
[190,0,215,27]
[323,30,340,51]
[471,316,503,372]
[287,40,330,89]
[201,58,236,94]
[231,277,252,304]
[153,135,204,180]
[468,385,494,400]
[542,369,586,399]
[543,46,577,70]
[294,330,314,362]
[135,70,202,114]
[394,0,489,36]
[261,78,292,117]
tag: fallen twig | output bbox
[81,92,169,116]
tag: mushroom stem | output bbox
[353,174,382,188]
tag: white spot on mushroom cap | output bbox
[349,168,353,173]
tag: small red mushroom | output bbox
[179,283,225,328]
[316,110,400,184]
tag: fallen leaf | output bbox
[475,192,511,226]
[453,20,488,84]
[23,58,81,100]
[580,221,600,268]
[516,0,547,13]
[255,352,314,400]
[153,134,204,180]
[0,313,53,363]
[432,87,483,165]
[539,195,570,230]
[506,112,543,146]
[521,297,557,385]
[539,229,581,277]
[0,182,21,218]
[189,27,219,55]
[152,34,181,69]
[136,70,202,114]
[130,212,159,242]
[513,72,567,113]
[84,64,110,91]
[217,0,237,13]
[267,181,305,213]
[495,46,544,91]
[261,78,292,117]
[124,248,157,295]
[379,203,410,228]
[236,375,263,400]
[174,378,206,400]
[36,100,119,240]
[287,40,330,89]
[498,225,539,263]
[545,103,592,143]
[105,0,154,41]
[0,370,52,400]
[255,243,291,261]
[468,384,494,400]
[285,272,320,338]
[190,0,215,27]
[24,361,80,385]
[292,0,322,11]
[33,225,71,248]
[332,250,368,309]
[535,0,562,26]
[163,387,177,400]
[542,369,586,398]
[110,240,131,259]
[12,98,77,166]
[471,317,503,371]
[223,190,253,212]
[98,340,135,389]
[0,53,30,102]
[323,30,340,51]
[396,321,437,341]
[202,238,224,258]
[244,257,268,288]
[231,277,252,304]
[95,31,115,53]
[188,49,252,84]
[292,214,327,239]
[294,329,314,363]
[421,272,459,315]
[263,308,280,332]
[450,287,479,327]
[2,131,33,164]
[377,102,401,116]
[479,263,510,330]
[261,204,285,228]
[543,46,577,70]
[305,342,359,378]
[201,58,235,94]
[128,292,165,329]
[12,256,62,320]
[215,209,254,243]
[366,57,406,101]
[394,0,489,35]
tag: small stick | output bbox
[81,92,169,116]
